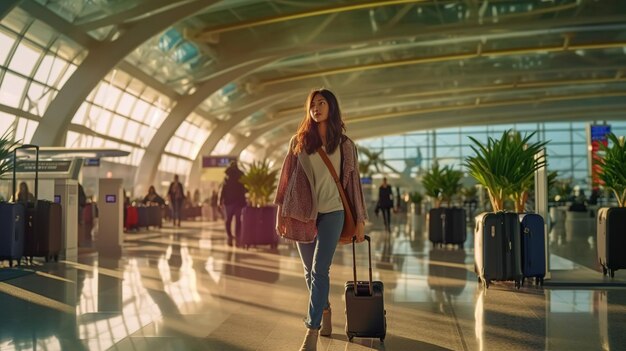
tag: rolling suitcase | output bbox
[597,207,626,277]
[0,203,25,267]
[16,145,63,263]
[240,206,278,248]
[345,235,386,342]
[474,212,522,289]
[519,213,546,286]
[0,149,26,267]
[429,207,466,247]
[136,206,148,229]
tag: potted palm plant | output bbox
[422,163,465,247]
[596,133,626,277]
[0,129,22,266]
[239,159,279,249]
[0,129,20,180]
[465,130,548,289]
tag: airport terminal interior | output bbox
[1,1,626,350]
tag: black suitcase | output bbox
[15,145,63,263]
[345,235,386,342]
[519,213,546,286]
[429,207,466,247]
[136,206,149,229]
[597,207,626,277]
[474,212,522,289]
[0,202,25,267]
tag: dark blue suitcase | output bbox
[519,213,546,286]
[0,202,25,266]
[474,212,522,289]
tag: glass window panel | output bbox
[1,8,29,35]
[131,99,150,122]
[0,30,16,65]
[103,85,122,110]
[15,118,38,143]
[0,112,16,135]
[23,81,44,114]
[547,144,571,156]
[124,120,139,142]
[65,131,79,148]
[212,134,234,155]
[95,110,111,134]
[166,137,182,154]
[34,55,67,86]
[0,71,27,108]
[177,122,189,137]
[545,130,571,144]
[72,103,89,124]
[108,115,126,139]
[572,143,586,156]
[58,63,76,88]
[117,93,136,117]
[93,82,109,106]
[9,41,41,76]
[24,20,55,47]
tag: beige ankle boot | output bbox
[299,328,318,351]
[320,308,332,336]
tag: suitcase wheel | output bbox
[514,280,521,289]
[347,334,354,342]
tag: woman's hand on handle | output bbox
[355,221,365,243]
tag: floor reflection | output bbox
[1,216,626,350]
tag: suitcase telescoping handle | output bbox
[12,144,39,201]
[352,234,373,296]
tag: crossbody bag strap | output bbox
[317,147,354,221]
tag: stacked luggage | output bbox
[18,145,62,263]
[428,207,466,248]
[475,211,546,289]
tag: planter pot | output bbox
[597,207,626,277]
[241,205,279,249]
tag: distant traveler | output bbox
[143,185,165,206]
[377,177,394,231]
[274,89,367,351]
[220,161,247,247]
[168,175,185,227]
[16,181,35,203]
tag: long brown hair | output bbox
[293,89,345,155]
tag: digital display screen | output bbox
[361,177,373,184]
[105,195,116,203]
[54,195,61,204]
[590,125,611,141]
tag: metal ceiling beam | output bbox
[259,39,626,87]
[135,57,275,196]
[193,0,426,38]
[18,1,95,48]
[260,97,626,155]
[0,0,21,21]
[30,0,218,146]
[76,0,197,31]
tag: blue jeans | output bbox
[297,210,344,329]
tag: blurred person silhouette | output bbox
[143,185,165,206]
[210,189,219,220]
[274,89,367,351]
[376,177,394,231]
[220,161,247,247]
[16,181,34,203]
[168,175,185,227]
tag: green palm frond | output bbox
[240,159,279,207]
[464,130,548,212]
[598,133,626,207]
[0,129,20,179]
[422,163,462,207]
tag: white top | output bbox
[310,147,344,213]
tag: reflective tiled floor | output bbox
[1,215,626,350]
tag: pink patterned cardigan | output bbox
[274,135,368,243]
